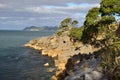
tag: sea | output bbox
[0,30,56,80]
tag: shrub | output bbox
[56,30,63,36]
[69,27,83,41]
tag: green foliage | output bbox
[82,25,99,43]
[80,0,120,79]
[56,18,79,36]
[82,7,101,43]
[84,7,100,27]
[69,27,83,41]
[100,43,120,79]
[61,18,72,27]
[100,0,120,16]
[56,30,63,36]
[97,25,107,32]
[81,0,119,43]
[99,16,115,25]
[59,18,79,32]
[99,29,120,79]
[72,20,78,26]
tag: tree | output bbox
[72,20,78,27]
[58,18,78,32]
[61,18,72,27]
[69,27,83,41]
[84,7,100,27]
[57,18,79,36]
[99,16,115,25]
[57,18,72,33]
[100,0,120,17]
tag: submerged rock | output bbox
[44,63,49,67]
[46,68,56,73]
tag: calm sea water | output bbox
[0,30,55,80]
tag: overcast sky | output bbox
[0,0,100,30]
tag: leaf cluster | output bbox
[69,27,83,41]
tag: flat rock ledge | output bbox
[24,34,101,80]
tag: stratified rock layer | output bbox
[24,33,101,80]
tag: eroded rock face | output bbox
[62,53,107,80]
[24,34,101,80]
[25,34,76,79]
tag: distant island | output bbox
[23,26,58,31]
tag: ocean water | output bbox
[0,30,55,80]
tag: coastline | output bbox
[24,33,102,80]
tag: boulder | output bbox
[44,63,49,67]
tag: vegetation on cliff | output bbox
[69,27,83,41]
[56,18,79,36]
[25,0,120,80]
[55,0,120,79]
[82,1,120,79]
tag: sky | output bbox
[0,0,100,30]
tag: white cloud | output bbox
[29,17,35,21]
[0,3,7,8]
[0,0,101,30]
[54,3,100,10]
[1,20,23,25]
[26,7,70,15]
[25,3,99,15]
[0,17,10,19]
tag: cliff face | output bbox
[62,22,120,80]
[24,22,120,80]
[64,54,104,80]
[24,31,101,80]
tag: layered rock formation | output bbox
[24,20,120,80]
[24,32,102,80]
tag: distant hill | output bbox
[23,26,58,31]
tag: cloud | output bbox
[0,3,7,8]
[0,0,100,30]
[25,3,99,14]
[26,7,69,14]
[0,17,9,19]
[0,0,100,6]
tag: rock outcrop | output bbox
[24,32,101,80]
[59,49,108,80]
[24,21,120,80]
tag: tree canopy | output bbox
[99,15,115,25]
[82,0,120,43]
[59,18,78,31]
[57,18,79,36]
[100,0,120,17]
[84,7,100,27]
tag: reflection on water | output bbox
[0,47,55,80]
[0,30,56,80]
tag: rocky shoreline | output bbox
[24,33,104,80]
[24,0,120,79]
